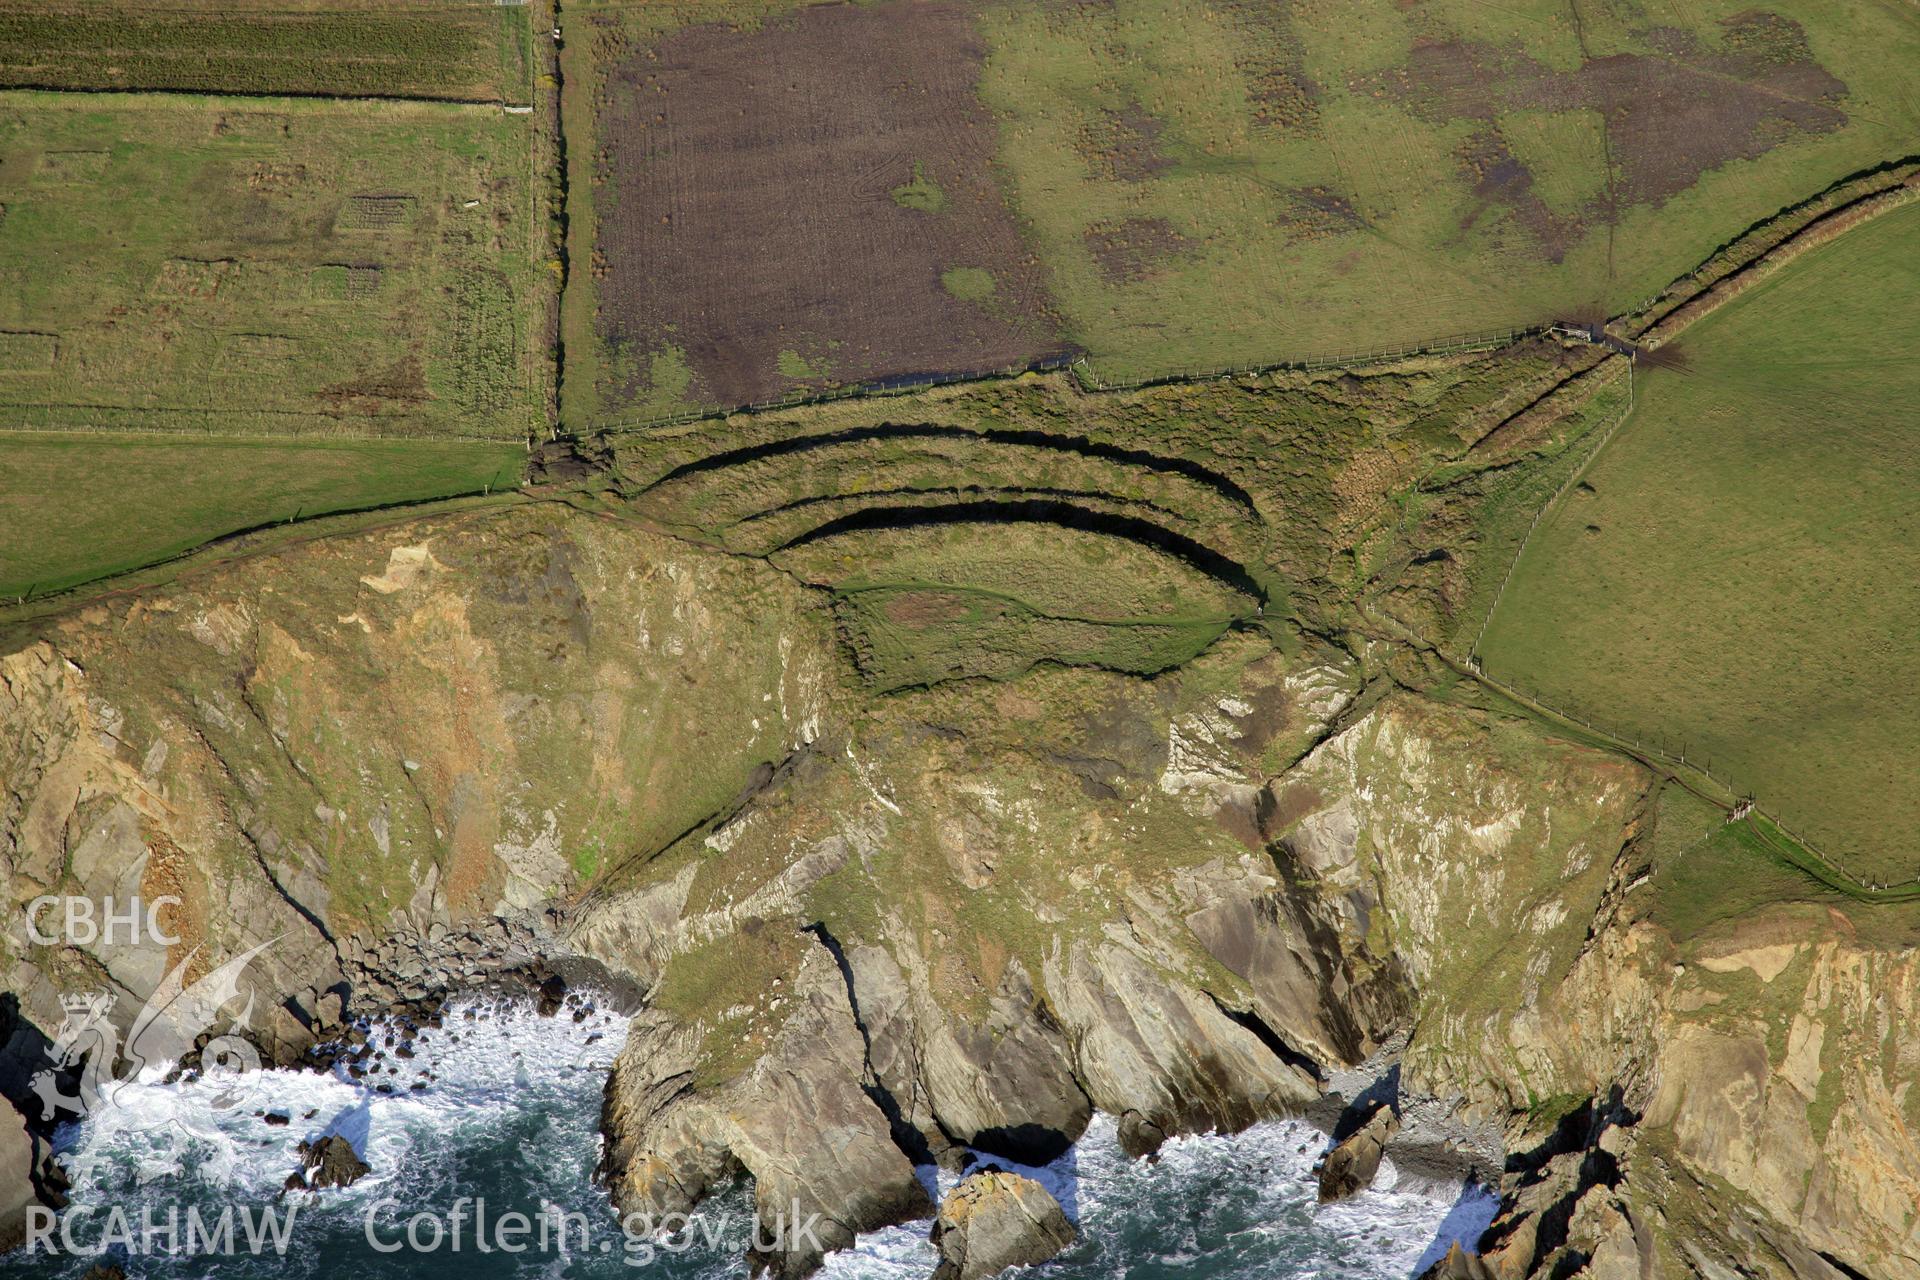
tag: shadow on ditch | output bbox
[772,498,1269,607]
[637,423,1261,514]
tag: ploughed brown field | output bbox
[593,0,1065,414]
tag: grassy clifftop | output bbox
[1480,198,1920,881]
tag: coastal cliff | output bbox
[2,502,1914,1279]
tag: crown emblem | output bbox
[60,991,114,1018]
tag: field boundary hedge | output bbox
[591,324,1549,436]
[1624,160,1920,344]
[593,354,1082,436]
[1071,325,1546,392]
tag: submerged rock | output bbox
[930,1171,1076,1280]
[1317,1103,1399,1202]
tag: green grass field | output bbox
[981,0,1920,383]
[0,432,523,598]
[773,519,1257,689]
[1479,199,1920,882]
[0,1,531,102]
[0,91,540,438]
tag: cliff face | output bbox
[1277,711,1920,1280]
[2,503,1916,1280]
[1,503,838,1062]
[583,646,1920,1280]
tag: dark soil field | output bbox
[591,0,1065,419]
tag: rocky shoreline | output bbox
[5,506,1917,1279]
[5,892,1499,1274]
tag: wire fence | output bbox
[1450,351,1918,893]
[1071,324,1547,391]
[590,324,1554,435]
[1463,655,1920,894]
[1449,331,1917,893]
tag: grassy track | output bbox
[0,432,523,598]
[1478,200,1920,882]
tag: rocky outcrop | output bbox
[1044,938,1321,1157]
[846,943,1090,1165]
[0,639,341,1066]
[1420,1244,1495,1280]
[1295,717,1920,1280]
[1185,878,1407,1074]
[294,1135,370,1190]
[599,941,931,1279]
[6,497,1918,1280]
[588,666,1844,1279]
[0,503,838,1112]
[1317,1103,1399,1201]
[579,642,1431,1271]
[930,1171,1076,1280]
[1,1104,32,1251]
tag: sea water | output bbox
[3,996,1494,1278]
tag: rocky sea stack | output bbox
[930,1172,1076,1280]
[294,1136,371,1191]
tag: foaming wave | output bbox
[12,1001,1493,1280]
[9,994,631,1279]
[821,1115,1496,1280]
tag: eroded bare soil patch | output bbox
[1085,217,1193,282]
[1368,15,1847,258]
[1078,101,1176,181]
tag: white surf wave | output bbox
[19,997,1493,1280]
[823,1115,1497,1280]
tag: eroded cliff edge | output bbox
[2,503,1915,1280]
